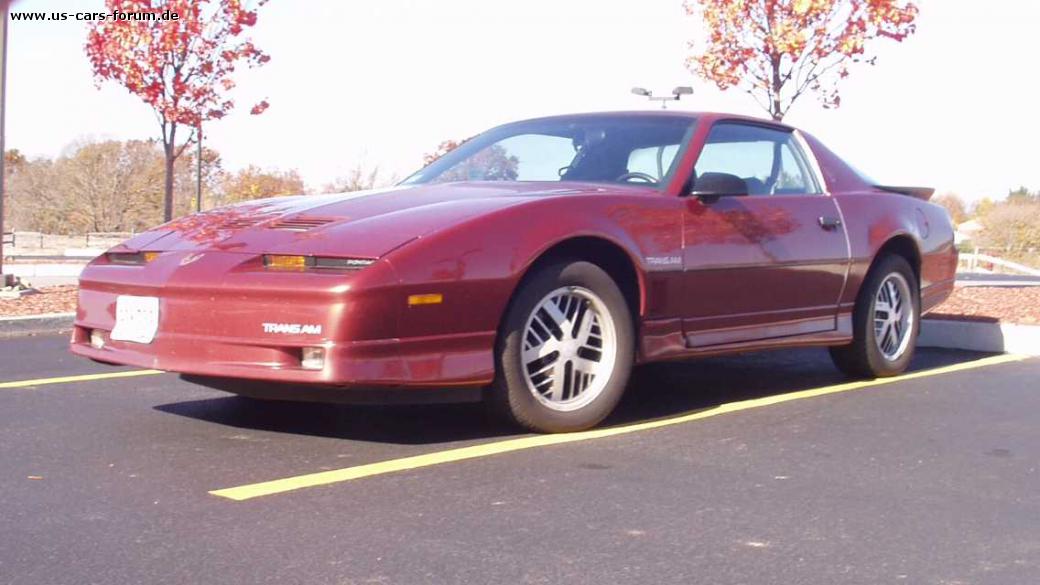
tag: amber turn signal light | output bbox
[263,255,375,271]
[407,293,443,306]
[263,255,309,270]
[107,251,160,265]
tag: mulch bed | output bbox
[0,286,79,318]
[928,286,1040,325]
[1,285,1038,325]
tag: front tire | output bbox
[489,260,634,433]
[830,254,919,378]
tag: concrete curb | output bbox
[919,318,1040,356]
[0,312,75,338]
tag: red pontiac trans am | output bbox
[71,112,957,432]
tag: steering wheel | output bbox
[616,171,658,184]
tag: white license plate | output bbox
[110,295,160,344]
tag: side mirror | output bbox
[688,172,748,202]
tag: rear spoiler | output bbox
[874,185,935,201]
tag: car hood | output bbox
[117,182,612,258]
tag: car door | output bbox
[681,121,850,347]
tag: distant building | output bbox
[955,219,982,246]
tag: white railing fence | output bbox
[958,252,1040,276]
[4,231,134,252]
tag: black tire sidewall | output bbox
[857,255,920,376]
[492,260,634,433]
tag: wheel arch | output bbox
[872,233,922,287]
[511,235,645,325]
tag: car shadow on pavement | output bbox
[154,397,515,445]
[609,347,984,426]
[154,347,994,445]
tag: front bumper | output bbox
[71,250,495,388]
[69,327,495,387]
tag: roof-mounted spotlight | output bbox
[631,86,694,109]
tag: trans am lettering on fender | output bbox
[70,111,957,433]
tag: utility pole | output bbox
[0,0,10,286]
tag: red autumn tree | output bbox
[86,0,271,222]
[422,139,519,182]
[423,139,465,166]
[685,0,919,121]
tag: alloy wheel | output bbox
[520,286,619,412]
[872,272,915,361]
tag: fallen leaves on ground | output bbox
[929,286,1040,325]
[0,286,78,318]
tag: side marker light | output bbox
[407,293,443,306]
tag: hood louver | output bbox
[268,215,337,232]
[222,214,279,230]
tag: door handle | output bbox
[818,216,842,230]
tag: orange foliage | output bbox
[685,0,918,120]
[423,140,465,166]
[85,0,272,221]
[86,0,271,130]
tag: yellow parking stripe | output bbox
[0,369,164,389]
[210,353,1029,501]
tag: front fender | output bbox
[383,193,683,339]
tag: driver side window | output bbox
[694,123,819,196]
[627,144,681,182]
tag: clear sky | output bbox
[5,0,1039,202]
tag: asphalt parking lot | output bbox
[1,335,1038,585]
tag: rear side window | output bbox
[694,122,820,195]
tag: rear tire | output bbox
[488,260,634,433]
[830,254,919,378]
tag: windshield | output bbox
[402,115,697,188]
